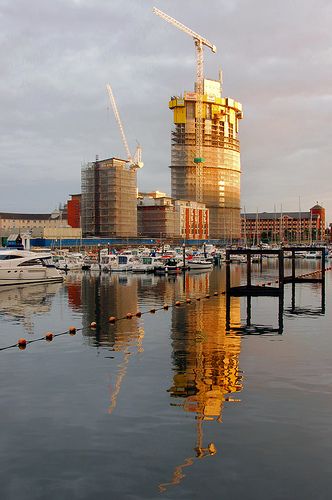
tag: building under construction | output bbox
[169,78,243,241]
[81,157,137,238]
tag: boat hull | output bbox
[0,268,63,286]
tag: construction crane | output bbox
[106,84,143,170]
[152,7,216,202]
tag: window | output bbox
[0,255,22,260]
[18,259,43,267]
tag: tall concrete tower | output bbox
[169,78,243,241]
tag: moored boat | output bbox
[188,259,213,270]
[0,249,63,286]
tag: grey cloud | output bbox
[0,0,331,218]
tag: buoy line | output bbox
[1,266,330,353]
[253,267,330,288]
[0,291,224,352]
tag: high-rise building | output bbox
[169,78,243,241]
[81,157,137,238]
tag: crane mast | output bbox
[106,84,143,170]
[153,7,216,202]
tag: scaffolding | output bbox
[81,158,137,238]
[169,80,243,241]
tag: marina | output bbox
[1,1,331,498]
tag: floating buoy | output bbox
[205,294,210,299]
[163,304,169,310]
[135,311,142,318]
[18,338,27,349]
[69,326,76,335]
[90,321,97,329]
[126,313,133,319]
[186,298,191,304]
[108,316,116,324]
[221,291,225,295]
[196,297,201,301]
[150,308,156,314]
[175,301,181,306]
[214,292,218,296]
[45,332,54,342]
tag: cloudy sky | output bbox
[1,0,331,219]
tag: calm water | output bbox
[0,261,331,499]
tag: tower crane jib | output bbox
[152,6,217,202]
[106,84,144,170]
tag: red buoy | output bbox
[69,326,76,335]
[18,338,27,349]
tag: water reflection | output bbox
[0,282,61,333]
[159,270,243,492]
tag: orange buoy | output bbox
[205,294,210,299]
[18,338,27,349]
[175,301,181,306]
[90,321,97,329]
[69,326,76,335]
[45,332,54,342]
[163,304,169,310]
[214,292,218,296]
[135,311,142,317]
[108,316,116,324]
[186,298,191,304]
[150,308,156,314]
[126,313,133,319]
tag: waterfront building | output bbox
[169,78,243,241]
[241,203,326,244]
[81,157,137,238]
[137,195,209,240]
[67,194,81,228]
[0,210,67,241]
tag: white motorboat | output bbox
[0,249,63,286]
[131,256,162,273]
[304,250,321,259]
[188,259,213,270]
[111,254,137,272]
[56,252,85,271]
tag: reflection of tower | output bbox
[160,269,242,492]
[81,272,144,414]
[81,273,139,347]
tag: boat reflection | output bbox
[0,282,61,333]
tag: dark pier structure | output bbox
[225,246,326,334]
